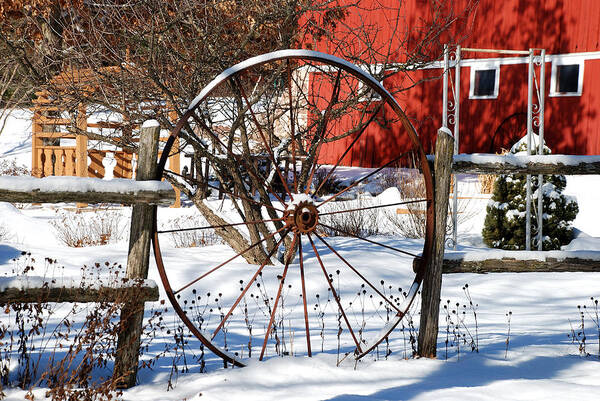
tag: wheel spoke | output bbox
[314,232,401,314]
[318,222,419,258]
[212,229,291,340]
[164,167,285,213]
[298,234,312,357]
[307,234,363,354]
[313,102,384,196]
[287,60,299,194]
[259,233,299,360]
[157,217,284,234]
[303,142,323,195]
[319,199,427,217]
[317,150,414,208]
[236,76,294,200]
[174,225,289,295]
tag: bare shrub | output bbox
[319,197,381,237]
[166,215,222,248]
[0,293,167,399]
[382,169,477,239]
[51,207,126,247]
[376,168,402,193]
[384,170,428,239]
[478,174,495,194]
[0,258,171,398]
[312,167,345,196]
[0,158,29,176]
[0,225,8,241]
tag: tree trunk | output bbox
[37,5,64,76]
[191,193,272,265]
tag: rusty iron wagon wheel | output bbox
[152,50,434,367]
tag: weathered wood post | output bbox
[114,121,160,388]
[418,127,454,358]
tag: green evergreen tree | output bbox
[482,135,579,250]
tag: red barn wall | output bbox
[307,0,600,165]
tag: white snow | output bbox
[453,153,600,167]
[0,109,33,168]
[438,126,453,137]
[0,275,157,291]
[0,175,172,193]
[141,119,160,128]
[287,192,314,207]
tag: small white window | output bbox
[550,58,584,96]
[469,63,500,99]
[357,81,382,102]
[357,71,384,102]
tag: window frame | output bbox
[550,57,584,97]
[469,62,501,100]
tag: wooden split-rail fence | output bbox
[0,124,171,388]
[417,127,600,357]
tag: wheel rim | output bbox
[153,49,434,367]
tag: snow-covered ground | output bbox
[1,110,600,400]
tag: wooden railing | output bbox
[31,91,181,206]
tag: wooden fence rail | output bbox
[0,281,159,304]
[441,255,600,273]
[0,176,174,205]
[31,94,181,207]
[426,154,600,175]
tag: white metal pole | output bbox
[452,45,461,250]
[526,49,533,251]
[442,44,449,128]
[537,49,546,251]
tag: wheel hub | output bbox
[285,200,319,233]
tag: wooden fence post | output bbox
[418,127,454,358]
[114,121,160,388]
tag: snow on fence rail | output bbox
[0,175,175,205]
[426,154,600,175]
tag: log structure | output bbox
[114,123,160,388]
[441,256,600,273]
[0,179,175,205]
[452,154,600,175]
[425,154,600,175]
[0,283,159,304]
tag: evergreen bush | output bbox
[482,135,578,250]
